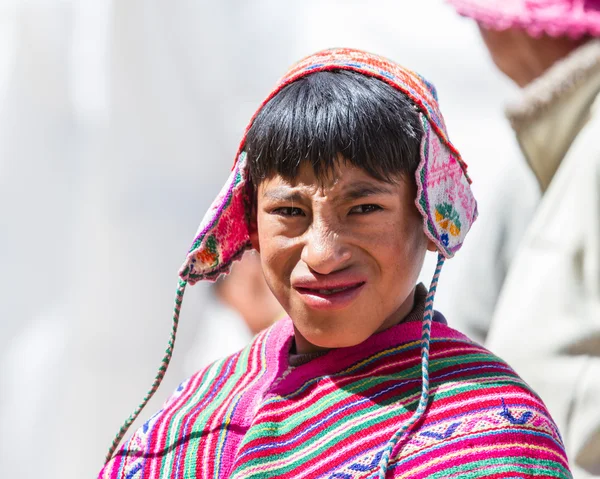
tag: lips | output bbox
[295,283,364,296]
[293,280,366,310]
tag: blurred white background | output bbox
[0,0,538,477]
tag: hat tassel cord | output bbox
[104,279,187,464]
[376,252,445,477]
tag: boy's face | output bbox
[252,160,434,353]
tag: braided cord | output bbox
[104,279,187,464]
[376,253,445,478]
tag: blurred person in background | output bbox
[447,1,600,476]
[185,251,283,373]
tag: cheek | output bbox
[371,217,427,284]
[258,220,294,268]
[479,27,524,80]
[256,220,299,299]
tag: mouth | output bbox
[294,282,366,310]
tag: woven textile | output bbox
[99,318,570,479]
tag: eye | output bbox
[272,207,305,217]
[349,204,382,215]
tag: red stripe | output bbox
[141,366,211,479]
[197,333,267,478]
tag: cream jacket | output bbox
[487,40,600,478]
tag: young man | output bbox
[99,49,571,478]
[446,2,600,477]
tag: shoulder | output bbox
[427,323,565,442]
[427,328,570,477]
[428,323,544,400]
[407,324,571,477]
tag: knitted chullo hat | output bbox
[105,48,478,476]
[447,0,600,38]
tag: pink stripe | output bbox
[144,368,211,479]
[199,331,267,478]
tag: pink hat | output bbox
[447,0,600,38]
[179,48,477,286]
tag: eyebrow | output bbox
[341,182,395,201]
[262,188,305,203]
[261,182,395,203]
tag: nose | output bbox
[300,222,351,275]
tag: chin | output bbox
[303,329,372,350]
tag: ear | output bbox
[426,239,437,253]
[249,205,260,253]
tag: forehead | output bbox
[257,161,412,200]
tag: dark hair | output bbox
[244,69,423,185]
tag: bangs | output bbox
[244,69,423,185]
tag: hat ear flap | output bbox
[415,114,478,258]
[179,153,252,284]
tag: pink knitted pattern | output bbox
[447,0,600,38]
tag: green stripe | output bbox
[234,354,515,474]
[158,356,237,477]
[185,344,255,476]
[231,404,409,478]
[262,352,506,433]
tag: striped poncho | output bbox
[100,316,570,478]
